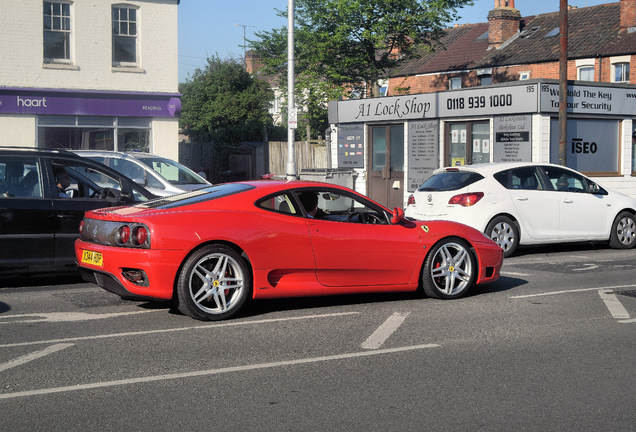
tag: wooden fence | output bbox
[268,140,328,176]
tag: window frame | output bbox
[111,4,139,68]
[43,1,73,64]
[612,62,630,83]
[449,77,462,90]
[577,65,595,81]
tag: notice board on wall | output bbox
[337,123,364,168]
[493,115,532,162]
[407,120,439,192]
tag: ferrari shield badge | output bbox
[421,224,430,233]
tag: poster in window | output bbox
[451,129,459,143]
[460,129,466,143]
[482,139,490,153]
[473,139,480,153]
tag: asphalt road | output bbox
[1,244,635,431]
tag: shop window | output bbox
[449,77,462,90]
[612,63,630,83]
[43,1,71,63]
[37,115,149,152]
[549,118,619,175]
[112,5,138,66]
[577,66,594,81]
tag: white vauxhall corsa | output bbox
[405,163,636,257]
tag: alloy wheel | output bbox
[429,242,473,296]
[188,253,245,315]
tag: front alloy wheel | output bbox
[421,238,476,299]
[177,245,251,320]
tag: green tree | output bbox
[250,0,473,98]
[179,56,274,144]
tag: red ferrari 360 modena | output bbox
[75,180,503,320]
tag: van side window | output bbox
[0,157,43,199]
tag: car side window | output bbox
[259,193,297,215]
[542,166,587,193]
[297,190,388,224]
[0,157,43,199]
[494,167,542,190]
[52,161,123,199]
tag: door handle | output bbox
[563,199,574,204]
[515,197,529,201]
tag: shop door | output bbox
[368,125,404,209]
[445,121,490,166]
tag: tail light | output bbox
[448,192,484,207]
[407,194,415,205]
[134,226,148,246]
[118,226,131,243]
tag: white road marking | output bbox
[510,284,636,299]
[618,319,636,324]
[500,271,530,277]
[572,263,599,272]
[0,343,439,400]
[0,310,161,324]
[598,290,630,320]
[0,312,360,348]
[361,312,410,350]
[0,344,74,373]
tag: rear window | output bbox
[418,171,484,192]
[137,183,254,209]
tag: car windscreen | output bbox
[136,156,207,185]
[418,171,484,192]
[136,183,254,209]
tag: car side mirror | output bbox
[391,207,405,224]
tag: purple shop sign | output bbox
[0,91,181,118]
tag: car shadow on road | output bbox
[0,273,84,289]
[513,241,608,257]
[233,276,529,319]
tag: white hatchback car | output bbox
[74,150,210,197]
[405,162,636,257]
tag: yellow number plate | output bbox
[81,250,103,267]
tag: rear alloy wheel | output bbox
[485,216,519,258]
[421,238,476,299]
[177,245,251,320]
[609,211,636,249]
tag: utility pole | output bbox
[235,23,254,67]
[286,0,297,180]
[558,0,568,166]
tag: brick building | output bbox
[328,1,636,208]
[0,1,180,160]
[388,0,635,95]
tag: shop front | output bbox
[0,87,180,159]
[328,79,636,207]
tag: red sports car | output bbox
[75,181,503,320]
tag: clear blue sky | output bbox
[178,0,613,83]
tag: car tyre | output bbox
[421,237,476,299]
[176,245,251,321]
[485,216,519,258]
[609,211,636,249]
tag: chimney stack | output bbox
[620,0,636,31]
[488,0,521,49]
